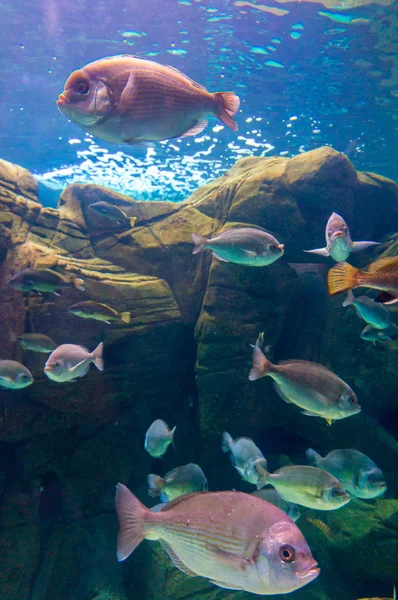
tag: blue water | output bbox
[1,0,396,202]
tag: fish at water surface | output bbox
[57,55,240,146]
[116,486,320,594]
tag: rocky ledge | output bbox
[0,147,397,600]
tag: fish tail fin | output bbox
[120,311,131,324]
[327,262,361,295]
[192,233,207,255]
[73,278,85,291]
[92,341,104,371]
[115,483,151,561]
[147,474,164,498]
[169,425,177,449]
[213,92,240,131]
[221,431,233,453]
[129,217,137,227]
[342,290,355,307]
[255,463,270,490]
[306,448,321,466]
[249,344,272,381]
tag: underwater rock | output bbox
[0,150,397,600]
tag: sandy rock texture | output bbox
[0,147,397,600]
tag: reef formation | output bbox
[0,147,397,600]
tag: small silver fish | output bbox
[249,335,360,425]
[343,291,391,329]
[148,463,208,502]
[44,342,104,382]
[360,324,398,344]
[192,228,284,266]
[306,448,387,499]
[222,431,267,485]
[144,419,176,458]
[0,360,33,389]
[68,301,130,325]
[88,201,137,228]
[304,213,379,263]
[115,486,320,594]
[252,489,300,522]
[15,333,57,353]
[255,464,350,510]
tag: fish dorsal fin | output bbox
[163,64,207,91]
[160,491,206,511]
[163,466,182,481]
[367,256,398,273]
[159,541,197,577]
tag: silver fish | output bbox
[192,228,284,266]
[222,431,267,485]
[252,489,300,522]
[304,213,379,263]
[148,463,208,502]
[44,342,104,383]
[306,448,387,499]
[116,486,320,594]
[249,336,360,425]
[0,360,33,389]
[144,419,176,458]
[16,333,57,353]
[343,291,391,329]
[360,324,398,343]
[255,464,350,510]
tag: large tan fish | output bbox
[249,335,360,425]
[328,256,398,304]
[116,486,320,594]
[57,55,240,146]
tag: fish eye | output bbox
[270,244,278,250]
[53,361,60,368]
[75,81,90,95]
[328,230,332,236]
[279,544,295,563]
[332,488,342,497]
[368,475,375,483]
[20,374,30,381]
[349,396,357,404]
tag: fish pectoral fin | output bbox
[119,70,136,113]
[242,249,258,258]
[351,241,380,252]
[206,544,250,572]
[301,410,321,417]
[159,541,197,577]
[68,358,91,374]
[211,251,230,263]
[303,247,329,257]
[210,580,244,591]
[179,118,208,138]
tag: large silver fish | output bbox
[148,463,208,502]
[57,56,240,145]
[222,431,267,485]
[44,342,104,382]
[306,448,387,499]
[255,464,350,510]
[304,213,378,263]
[192,228,284,266]
[249,337,360,425]
[116,486,320,594]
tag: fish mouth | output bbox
[298,562,320,580]
[379,482,387,489]
[44,366,52,372]
[57,92,68,106]
[278,244,284,252]
[331,231,344,239]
